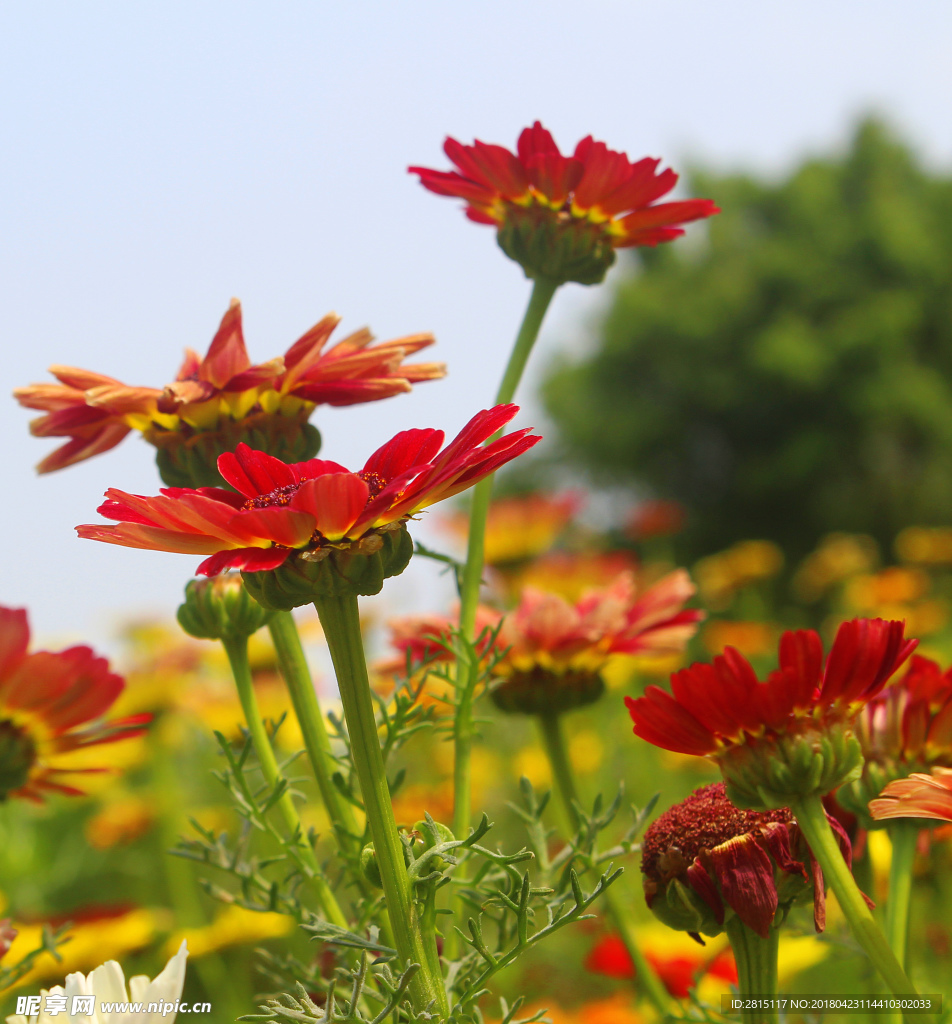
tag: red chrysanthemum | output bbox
[585,932,737,997]
[77,404,540,579]
[641,783,852,941]
[869,767,952,824]
[626,619,917,807]
[839,654,952,826]
[15,300,445,484]
[0,607,149,802]
[410,121,718,284]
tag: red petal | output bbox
[686,858,725,926]
[232,507,315,547]
[625,690,717,755]
[517,122,562,162]
[196,546,291,576]
[290,473,369,540]
[778,629,824,710]
[361,427,443,483]
[199,302,250,388]
[670,662,746,739]
[217,443,296,498]
[0,607,30,679]
[709,836,778,939]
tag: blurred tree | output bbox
[542,120,952,559]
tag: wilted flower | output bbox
[641,782,851,941]
[869,767,952,824]
[15,301,445,486]
[410,121,718,284]
[626,619,916,809]
[78,405,540,607]
[5,940,188,1024]
[0,607,149,802]
[839,655,952,827]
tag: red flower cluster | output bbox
[77,405,540,578]
[0,607,149,801]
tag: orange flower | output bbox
[869,767,952,823]
[411,122,718,284]
[0,607,149,801]
[78,405,540,584]
[15,300,445,485]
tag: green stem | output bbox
[791,794,918,998]
[451,275,558,865]
[220,635,348,930]
[268,611,362,852]
[885,820,918,971]
[313,594,448,1016]
[536,711,672,1017]
[724,917,780,1024]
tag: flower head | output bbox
[410,121,718,285]
[641,782,850,940]
[0,607,149,802]
[490,570,702,715]
[869,766,952,824]
[78,405,540,606]
[838,654,952,827]
[15,301,445,486]
[5,940,187,1024]
[626,618,917,808]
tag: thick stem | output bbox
[221,636,347,929]
[313,594,447,1016]
[536,711,672,1017]
[724,918,780,1024]
[792,794,918,999]
[885,820,918,971]
[268,611,362,852]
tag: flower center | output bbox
[242,482,304,511]
[0,719,37,799]
[641,782,792,886]
[360,471,386,498]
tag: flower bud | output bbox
[361,838,412,889]
[497,206,617,286]
[413,819,456,873]
[177,574,273,641]
[241,526,414,610]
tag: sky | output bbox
[2,1,952,651]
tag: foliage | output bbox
[542,119,952,558]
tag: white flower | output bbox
[6,940,188,1023]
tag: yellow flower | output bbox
[84,794,155,849]
[896,526,952,566]
[162,905,292,960]
[701,620,776,658]
[694,541,783,609]
[792,533,879,602]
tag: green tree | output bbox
[542,120,952,559]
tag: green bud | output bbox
[412,819,456,873]
[242,526,413,610]
[360,843,384,889]
[177,574,273,642]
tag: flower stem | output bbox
[313,593,448,1017]
[791,794,918,998]
[452,276,559,853]
[220,635,348,930]
[885,820,918,970]
[536,711,672,1017]
[268,611,362,853]
[723,917,780,1024]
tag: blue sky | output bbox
[3,1,952,648]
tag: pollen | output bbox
[359,471,387,498]
[242,482,303,510]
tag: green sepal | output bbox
[648,876,723,938]
[176,575,273,642]
[490,667,605,716]
[152,418,321,489]
[496,206,616,286]
[241,527,414,610]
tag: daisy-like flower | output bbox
[410,121,718,284]
[838,655,952,827]
[626,618,917,809]
[869,767,952,824]
[15,300,445,487]
[641,782,852,942]
[5,940,187,1024]
[77,405,540,608]
[490,570,702,715]
[0,607,149,802]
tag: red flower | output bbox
[0,607,149,802]
[641,783,852,940]
[77,405,540,578]
[626,619,917,807]
[410,122,718,284]
[869,767,952,823]
[15,301,445,483]
[585,933,737,997]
